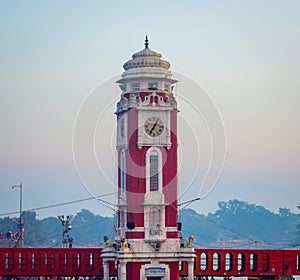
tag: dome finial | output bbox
[145,35,149,49]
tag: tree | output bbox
[23,211,47,247]
[179,208,219,246]
[293,204,300,246]
[71,209,115,247]
[41,217,61,247]
[0,217,18,234]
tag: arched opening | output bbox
[225,253,233,271]
[213,252,220,271]
[72,252,81,271]
[146,147,162,193]
[84,252,94,271]
[5,252,12,271]
[150,150,159,191]
[32,252,41,271]
[59,252,67,271]
[45,252,54,271]
[250,253,258,271]
[200,252,208,271]
[237,253,245,271]
[179,260,182,271]
[19,252,27,270]
[120,149,126,197]
[262,253,270,272]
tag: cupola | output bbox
[117,36,177,94]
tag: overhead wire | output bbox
[0,192,117,217]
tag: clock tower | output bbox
[102,37,195,280]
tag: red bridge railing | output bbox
[0,248,117,276]
[180,249,300,277]
[0,248,299,277]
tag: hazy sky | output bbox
[0,1,299,219]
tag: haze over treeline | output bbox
[1,200,299,249]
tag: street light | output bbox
[58,215,73,248]
[12,183,24,248]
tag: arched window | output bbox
[150,151,159,191]
[238,253,245,272]
[250,253,258,271]
[262,253,270,272]
[146,147,162,192]
[213,252,220,271]
[120,149,126,198]
[225,252,233,271]
[200,252,208,271]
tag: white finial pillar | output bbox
[103,260,109,280]
[188,259,194,280]
[118,260,127,280]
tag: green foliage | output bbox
[179,200,300,248]
[70,209,115,247]
[40,216,61,247]
[0,209,115,247]
[215,200,278,241]
[179,208,219,245]
[23,211,47,247]
[0,216,18,234]
[293,204,300,246]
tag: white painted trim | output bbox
[119,149,127,231]
[137,108,171,150]
[166,227,178,231]
[140,263,170,280]
[145,147,163,193]
[120,149,126,199]
[143,192,166,242]
[125,226,144,232]
[116,113,128,149]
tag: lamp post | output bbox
[12,183,24,248]
[58,215,73,248]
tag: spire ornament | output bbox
[145,35,149,49]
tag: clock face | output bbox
[144,117,164,137]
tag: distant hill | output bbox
[179,200,299,248]
[0,199,299,248]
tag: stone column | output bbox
[118,260,127,280]
[103,260,109,280]
[188,259,194,280]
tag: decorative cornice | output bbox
[116,92,177,114]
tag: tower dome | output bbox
[117,36,177,93]
[123,36,170,71]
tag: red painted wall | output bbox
[126,262,148,280]
[118,92,179,230]
[162,261,180,279]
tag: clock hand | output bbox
[149,119,159,134]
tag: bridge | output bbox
[0,248,299,278]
